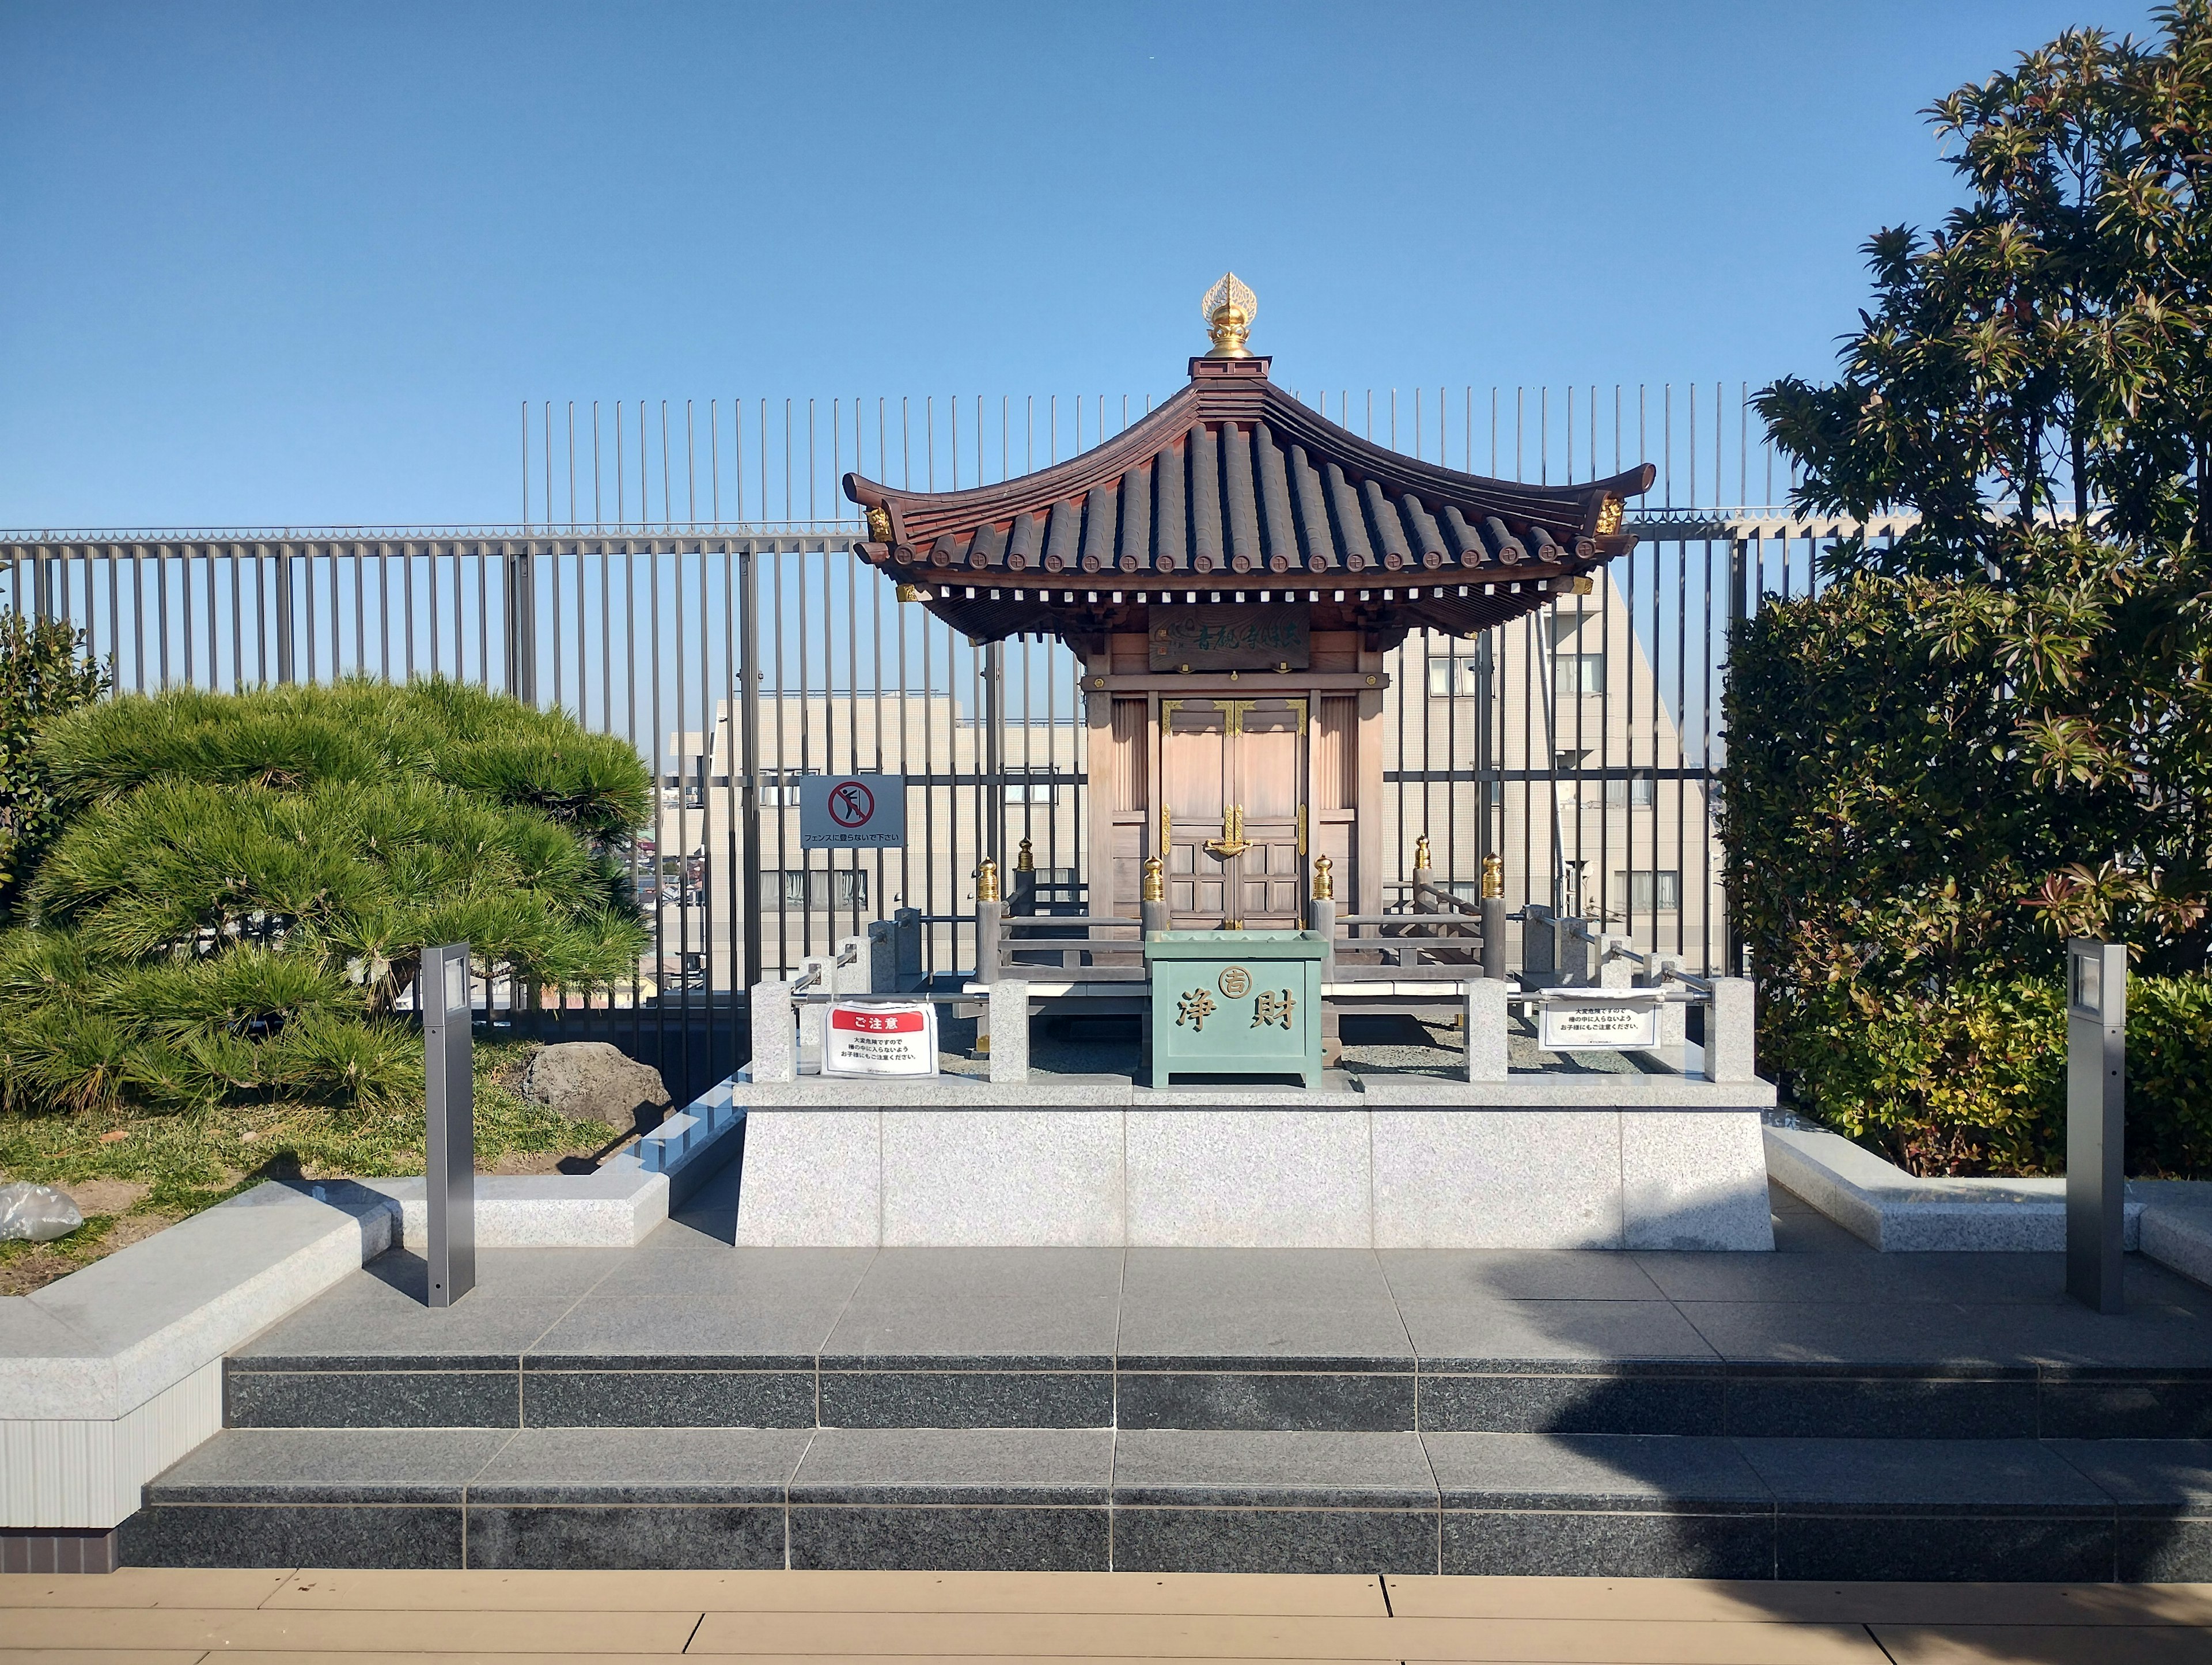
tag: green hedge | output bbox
[1782,970,2212,1178]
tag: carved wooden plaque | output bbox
[1147,605,1310,672]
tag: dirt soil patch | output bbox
[0,1037,613,1296]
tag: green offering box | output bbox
[1144,929,1328,1088]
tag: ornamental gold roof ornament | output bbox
[1201,272,1258,359]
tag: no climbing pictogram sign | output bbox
[800,773,906,848]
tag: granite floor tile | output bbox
[790,1427,1113,1505]
[1723,1374,2040,1439]
[465,1504,786,1570]
[230,1298,589,1369]
[820,1248,1122,1367]
[1377,1249,1666,1303]
[1633,1250,2077,1306]
[467,1427,813,1503]
[1396,1296,1722,1368]
[1117,1249,1412,1367]
[1675,1300,2027,1369]
[143,1428,512,1503]
[1416,1370,1724,1435]
[118,1504,465,1569]
[2047,1439,2212,1511]
[1737,1436,2114,1515]
[1109,1505,1437,1575]
[521,1366,818,1428]
[526,1242,873,1365]
[817,1368,1111,1429]
[356,1247,623,1306]
[787,1504,1108,1571]
[1443,1508,1775,1579]
[223,1368,521,1429]
[1421,1432,1770,1512]
[1115,1369,1414,1432]
[1111,1429,1436,1509]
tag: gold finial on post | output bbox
[1142,854,1165,903]
[1016,837,1034,873]
[1200,272,1258,359]
[1482,852,1504,900]
[1412,833,1432,874]
[976,858,999,904]
[1312,854,1334,901]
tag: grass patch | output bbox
[0,1034,612,1293]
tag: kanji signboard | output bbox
[823,1000,938,1076]
[799,774,906,848]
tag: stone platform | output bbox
[115,1165,2212,1580]
[726,1069,1777,1251]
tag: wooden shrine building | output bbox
[842,276,1653,931]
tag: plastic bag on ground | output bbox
[0,1181,85,1243]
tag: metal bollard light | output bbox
[421,942,475,1309]
[2066,939,2128,1314]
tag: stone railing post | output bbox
[988,980,1031,1084]
[894,907,923,986]
[1464,978,1509,1082]
[748,980,796,1083]
[867,920,898,993]
[1707,977,1756,1083]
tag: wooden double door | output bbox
[1160,696,1306,929]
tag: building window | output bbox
[758,769,817,807]
[1616,870,1681,912]
[1002,768,1060,803]
[1427,655,1482,697]
[1552,653,1605,697]
[759,869,869,912]
[1605,773,1657,807]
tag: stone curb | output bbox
[1762,1126,2212,1266]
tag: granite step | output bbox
[219,1346,2212,1442]
[120,1425,2212,1581]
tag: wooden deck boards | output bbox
[3,1571,2209,1663]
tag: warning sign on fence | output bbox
[800,775,906,848]
[823,1000,939,1077]
[1537,989,1661,1052]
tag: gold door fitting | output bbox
[1205,805,1250,860]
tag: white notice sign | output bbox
[822,1000,939,1076]
[800,775,906,848]
[1538,989,1661,1052]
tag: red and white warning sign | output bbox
[799,773,907,848]
[823,1000,939,1076]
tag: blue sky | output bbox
[0,0,2158,529]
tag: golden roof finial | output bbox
[1201,272,1258,359]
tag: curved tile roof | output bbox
[842,356,1653,644]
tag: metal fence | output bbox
[3,381,1898,1099]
